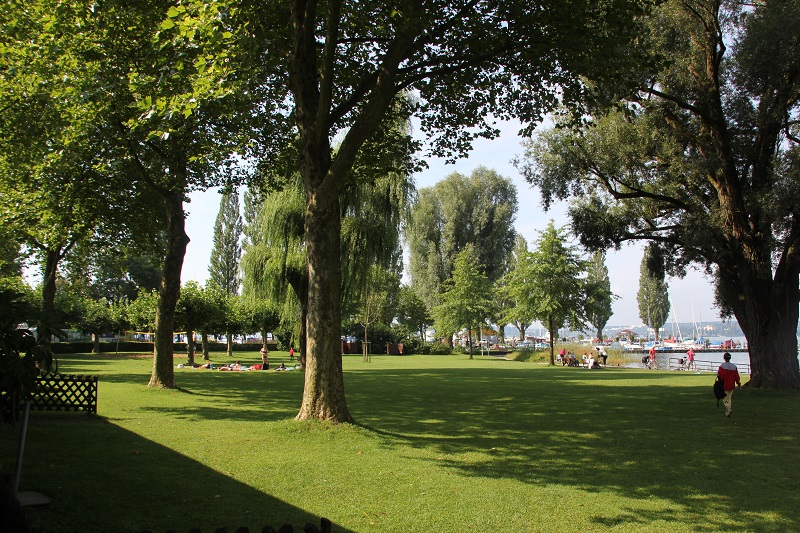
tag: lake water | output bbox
[627,349,800,375]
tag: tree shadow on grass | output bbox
[347,365,800,532]
[0,416,348,533]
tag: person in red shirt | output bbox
[717,352,741,418]
[648,346,657,369]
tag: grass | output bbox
[1,351,798,532]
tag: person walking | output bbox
[716,352,741,418]
[686,347,696,371]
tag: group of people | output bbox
[176,345,299,373]
[557,347,607,368]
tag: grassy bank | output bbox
[1,352,797,532]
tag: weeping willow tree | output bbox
[242,164,412,372]
[242,99,416,384]
[242,176,308,365]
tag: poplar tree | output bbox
[585,251,615,341]
[208,190,243,297]
[636,246,670,341]
[208,189,243,356]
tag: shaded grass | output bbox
[1,351,798,532]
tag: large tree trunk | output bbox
[288,0,412,422]
[92,333,101,354]
[296,179,353,423]
[731,261,800,388]
[149,191,189,389]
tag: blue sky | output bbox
[182,120,720,328]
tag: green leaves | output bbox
[432,245,494,347]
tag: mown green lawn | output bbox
[1,351,798,532]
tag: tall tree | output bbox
[406,168,518,311]
[208,189,243,356]
[208,189,243,297]
[188,0,655,421]
[499,235,535,344]
[637,246,671,341]
[506,222,586,365]
[519,0,800,388]
[175,281,208,365]
[585,251,615,341]
[99,2,279,388]
[349,265,401,361]
[432,246,494,359]
[395,285,433,341]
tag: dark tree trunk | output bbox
[731,262,800,388]
[38,248,61,350]
[288,0,412,422]
[514,321,529,344]
[201,331,210,360]
[149,191,189,389]
[547,316,556,366]
[92,334,101,354]
[286,270,308,368]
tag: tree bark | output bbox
[148,191,189,389]
[92,333,101,354]
[37,248,61,350]
[289,0,415,421]
[296,179,353,423]
[298,304,308,369]
[728,258,800,388]
[226,329,234,357]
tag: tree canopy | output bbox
[518,0,800,387]
[406,167,518,313]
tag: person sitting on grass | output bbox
[275,363,287,371]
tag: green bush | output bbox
[511,347,550,363]
[428,342,453,355]
[399,338,423,354]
